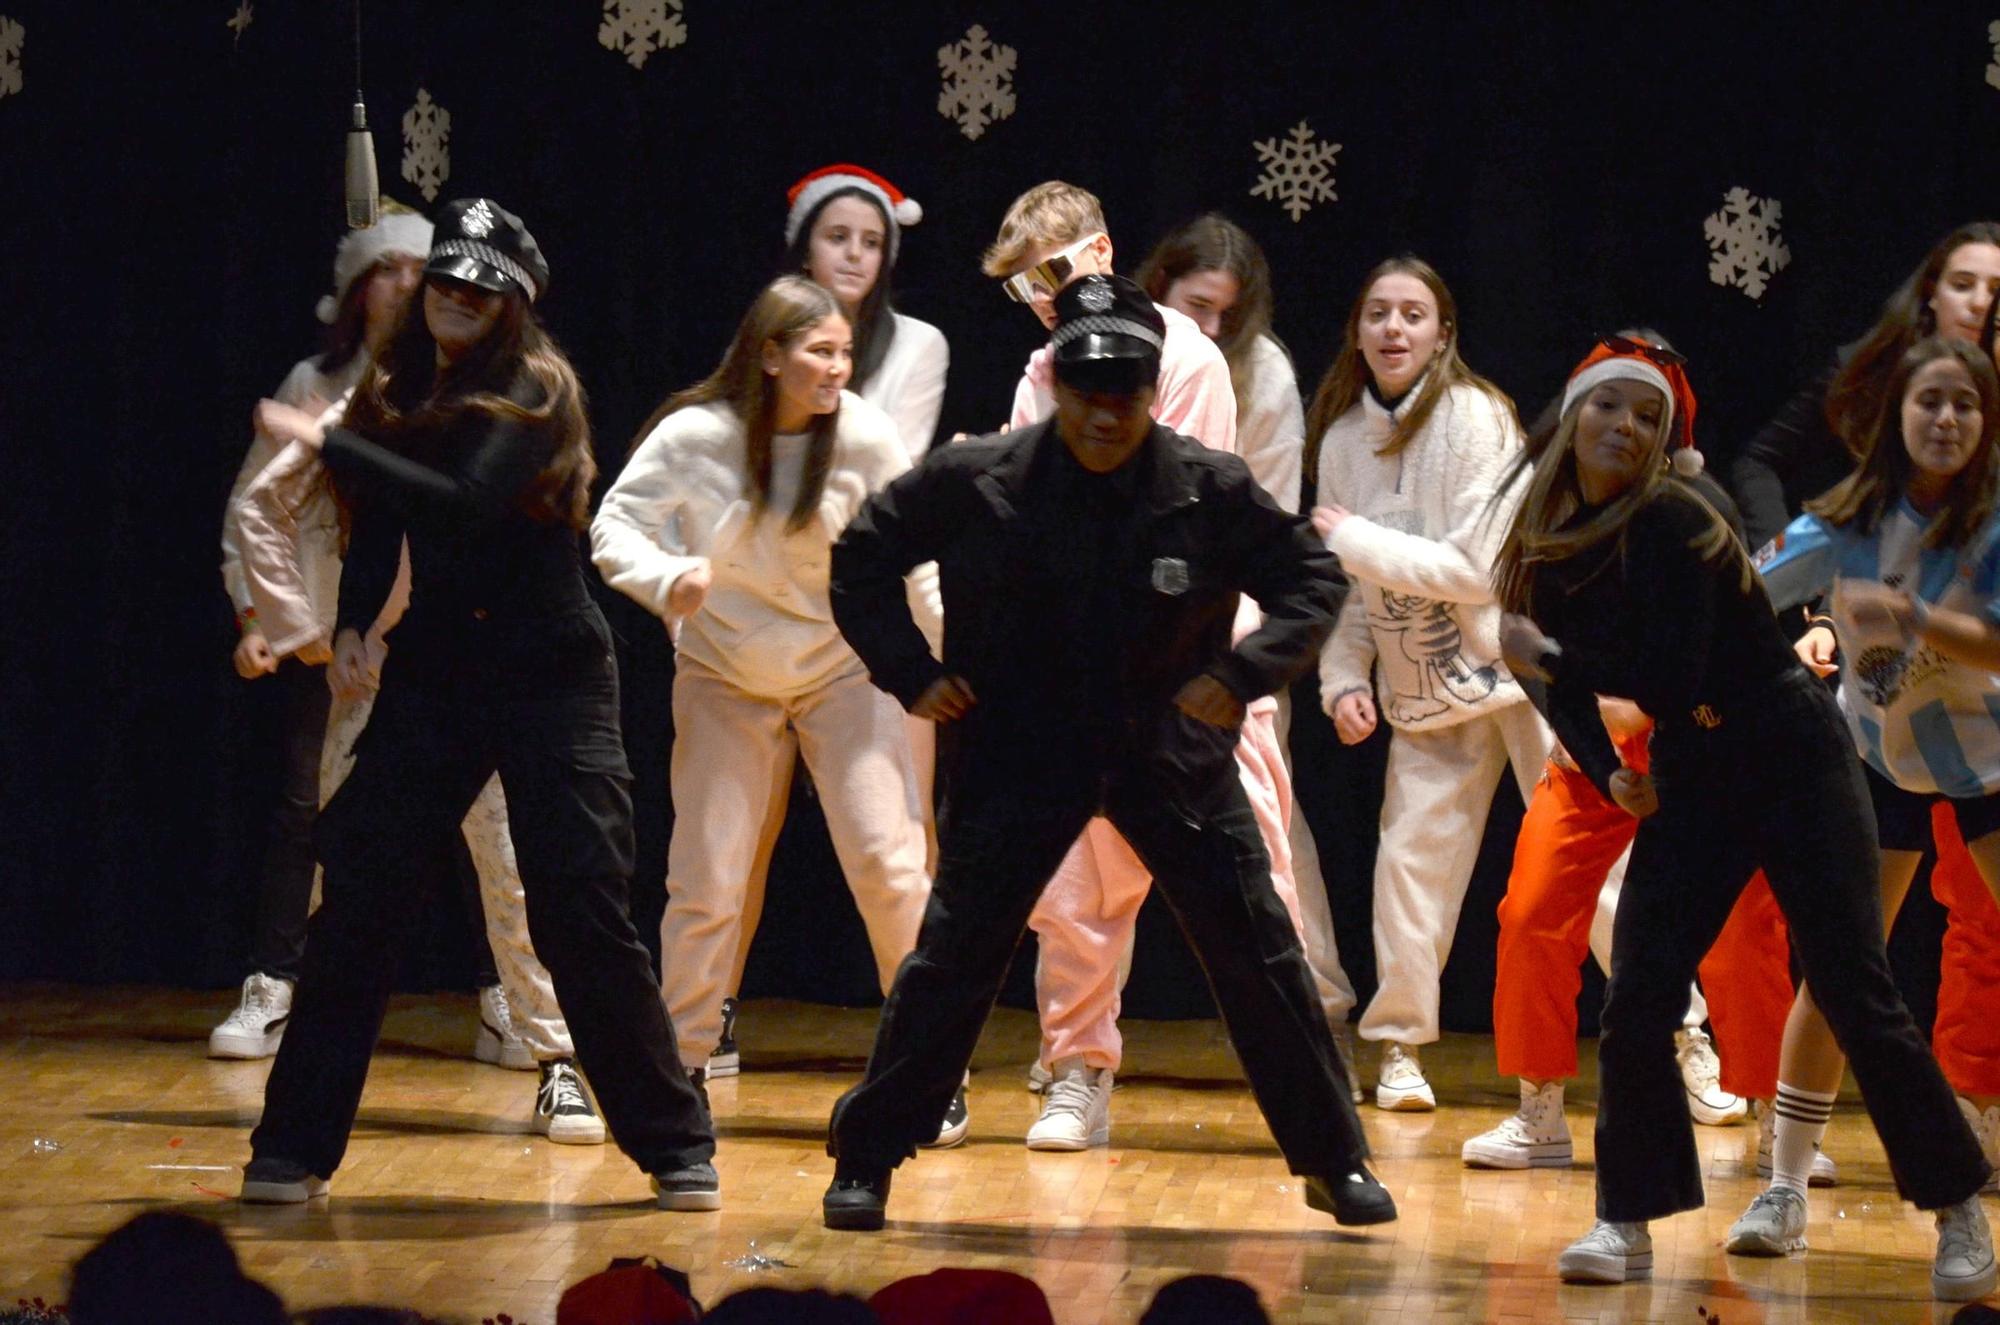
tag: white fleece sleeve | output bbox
[1238,346,1305,512]
[590,418,709,619]
[886,321,949,462]
[1327,391,1521,605]
[1318,588,1378,713]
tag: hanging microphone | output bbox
[345,96,379,230]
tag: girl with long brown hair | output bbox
[1492,338,1992,1299]
[239,198,718,1212]
[591,276,942,1131]
[1309,255,1548,1111]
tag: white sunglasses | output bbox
[1000,233,1102,304]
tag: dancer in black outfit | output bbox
[237,198,718,1211]
[819,275,1391,1231]
[1492,338,1993,1299]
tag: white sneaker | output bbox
[1675,1027,1747,1126]
[1462,1081,1572,1169]
[1725,1186,1809,1255]
[1026,1058,1112,1151]
[1375,1042,1435,1112]
[534,1059,605,1145]
[474,985,535,1071]
[1959,1096,1999,1194]
[1331,1023,1363,1105]
[1557,1220,1652,1283]
[208,973,293,1059]
[1932,1193,1997,1302]
[1754,1101,1837,1186]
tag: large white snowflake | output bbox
[1986,20,2000,90]
[1250,121,1340,222]
[1,15,23,100]
[401,88,450,204]
[938,24,1016,141]
[226,2,252,48]
[599,0,684,70]
[1703,186,1791,300]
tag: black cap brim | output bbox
[424,253,522,297]
[1052,334,1161,394]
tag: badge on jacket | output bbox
[1151,556,1190,595]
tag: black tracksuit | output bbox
[249,372,712,1181]
[823,419,1371,1180]
[1528,483,1990,1221]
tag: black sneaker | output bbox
[535,1059,605,1145]
[651,1162,721,1212]
[240,1156,329,1204]
[1304,1166,1397,1226]
[708,997,740,1079]
[920,1084,970,1149]
[823,1170,891,1230]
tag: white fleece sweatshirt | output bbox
[1316,379,1529,732]
[1237,334,1305,514]
[591,392,941,700]
[858,312,949,462]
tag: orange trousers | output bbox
[1492,759,1792,1094]
[1926,803,2000,1096]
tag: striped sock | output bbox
[1771,1082,1836,1196]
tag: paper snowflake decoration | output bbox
[1251,121,1340,222]
[1703,186,1791,301]
[401,88,450,204]
[0,16,22,100]
[599,0,685,70]
[226,2,252,48]
[938,24,1016,141]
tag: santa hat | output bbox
[315,200,434,324]
[784,163,923,263]
[1560,338,1704,476]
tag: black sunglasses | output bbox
[1597,334,1689,369]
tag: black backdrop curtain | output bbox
[2,2,1987,1028]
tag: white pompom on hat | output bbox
[315,203,435,324]
[784,164,923,264]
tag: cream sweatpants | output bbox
[662,659,930,1070]
[1026,696,1315,1070]
[1358,699,1551,1047]
[320,690,573,1060]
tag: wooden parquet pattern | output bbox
[0,984,1984,1322]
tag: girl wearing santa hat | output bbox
[1494,337,1992,1300]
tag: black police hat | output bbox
[425,198,550,304]
[1050,274,1165,394]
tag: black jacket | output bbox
[830,419,1345,804]
[324,371,601,686]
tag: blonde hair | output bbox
[981,181,1108,277]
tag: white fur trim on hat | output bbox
[1561,357,1677,448]
[784,168,922,263]
[318,210,435,324]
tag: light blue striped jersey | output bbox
[1757,501,2000,796]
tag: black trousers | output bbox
[828,721,1369,1180]
[1595,671,1992,1220]
[250,617,712,1178]
[247,659,332,982]
[248,661,500,987]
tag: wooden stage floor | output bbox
[0,985,1985,1322]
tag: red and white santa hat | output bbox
[1560,337,1705,476]
[784,164,923,262]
